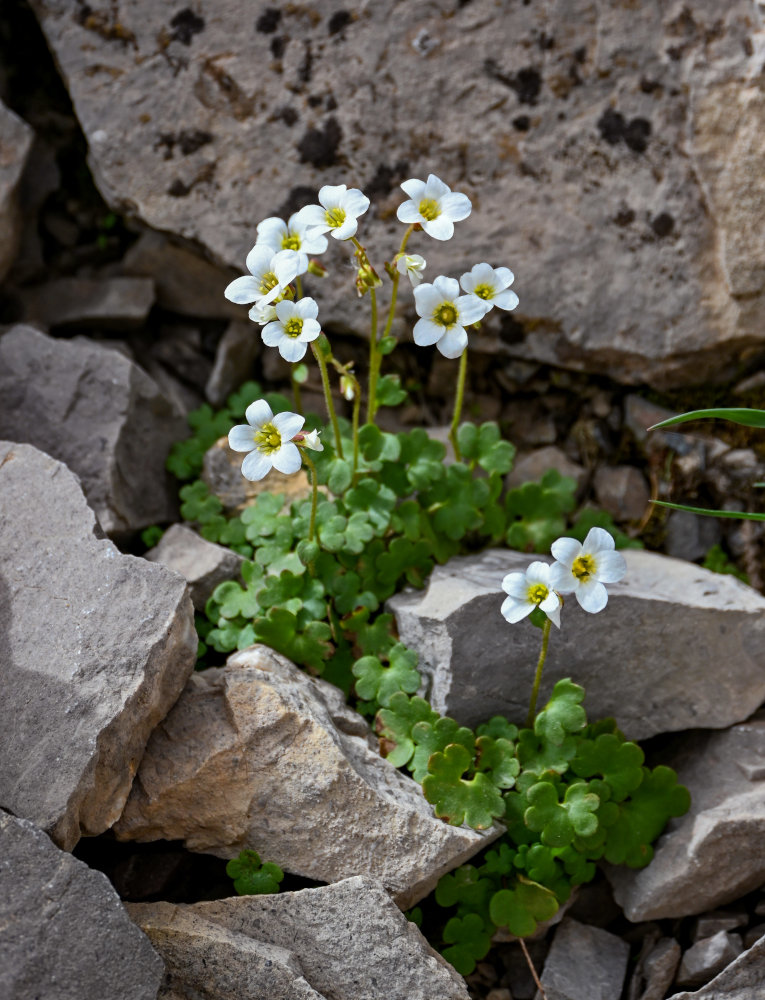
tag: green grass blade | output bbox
[652,500,765,521]
[647,408,765,431]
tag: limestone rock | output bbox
[506,446,586,492]
[129,876,470,1000]
[145,523,244,610]
[203,435,313,514]
[628,937,681,1000]
[592,464,650,523]
[114,645,498,908]
[0,324,185,534]
[0,809,164,1000]
[608,716,765,921]
[668,933,765,1000]
[27,0,765,388]
[536,917,629,1000]
[0,441,196,849]
[389,547,765,739]
[0,99,34,282]
[20,276,155,330]
[205,319,261,406]
[676,931,744,990]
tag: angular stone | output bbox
[28,0,765,388]
[145,523,244,610]
[664,511,723,563]
[0,442,196,849]
[506,446,586,492]
[114,645,498,907]
[0,809,164,1000]
[20,276,155,330]
[668,933,765,1000]
[202,436,313,514]
[536,917,629,1000]
[389,547,765,739]
[128,876,470,1000]
[593,465,650,523]
[0,99,34,282]
[205,319,261,406]
[676,931,744,990]
[695,911,748,943]
[0,324,185,534]
[630,937,681,1000]
[608,717,765,921]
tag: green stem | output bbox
[350,375,361,485]
[526,618,552,728]
[449,347,468,462]
[311,340,344,459]
[291,365,303,414]
[302,451,319,544]
[295,275,303,299]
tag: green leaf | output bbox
[534,679,587,745]
[457,422,516,474]
[375,536,434,589]
[570,734,645,802]
[226,849,284,895]
[251,607,332,673]
[410,717,476,784]
[517,728,578,777]
[327,458,352,495]
[379,335,397,355]
[702,544,749,583]
[423,743,506,828]
[344,511,377,554]
[435,865,493,910]
[505,469,576,552]
[344,478,396,532]
[602,766,690,868]
[398,428,447,490]
[292,362,309,384]
[489,879,559,938]
[476,717,519,742]
[651,500,765,522]
[141,525,164,548]
[524,780,600,848]
[442,914,493,976]
[376,373,408,407]
[180,480,224,523]
[351,642,420,707]
[376,693,441,768]
[212,579,261,620]
[475,735,520,789]
[648,407,765,430]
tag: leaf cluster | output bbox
[225,849,284,895]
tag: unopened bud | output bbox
[307,259,328,277]
[355,262,382,296]
[339,374,355,401]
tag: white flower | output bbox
[412,275,486,358]
[256,212,328,256]
[224,246,308,309]
[295,184,370,241]
[249,301,278,325]
[460,263,519,317]
[501,561,562,628]
[261,297,321,362]
[299,429,323,451]
[549,527,627,614]
[396,252,427,286]
[228,400,304,481]
[396,174,471,240]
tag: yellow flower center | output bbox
[254,422,282,454]
[282,233,301,251]
[284,317,303,338]
[259,271,279,294]
[433,302,458,327]
[572,553,596,581]
[527,583,550,605]
[474,283,494,300]
[325,207,346,228]
[418,197,440,221]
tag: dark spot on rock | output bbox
[597,109,651,153]
[256,8,281,33]
[297,115,342,168]
[328,10,351,35]
[76,4,93,26]
[298,41,313,84]
[666,46,683,61]
[743,37,754,57]
[640,78,662,94]
[651,212,675,237]
[167,178,190,197]
[484,60,541,105]
[278,185,317,220]
[155,129,213,159]
[574,46,586,63]
[513,115,530,131]
[499,314,525,345]
[538,33,555,51]
[325,94,337,111]
[614,207,635,227]
[170,8,205,46]
[270,36,286,58]
[307,94,323,107]
[365,160,409,199]
[277,106,298,126]
[597,108,626,145]
[456,0,473,7]
[624,117,651,153]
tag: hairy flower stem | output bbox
[312,340,344,458]
[449,348,468,461]
[302,452,319,542]
[291,365,303,414]
[526,617,552,728]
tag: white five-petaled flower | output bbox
[412,275,485,358]
[261,297,321,362]
[256,212,329,256]
[550,527,627,614]
[460,263,519,317]
[501,561,562,629]
[224,246,308,311]
[396,252,427,286]
[296,184,370,241]
[396,174,472,241]
[228,400,304,481]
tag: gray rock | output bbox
[0,809,164,1000]
[676,931,744,990]
[695,911,748,942]
[389,547,765,739]
[0,324,185,534]
[535,917,629,1000]
[114,645,498,908]
[0,99,34,281]
[20,276,155,330]
[608,716,765,920]
[28,0,765,388]
[668,933,765,999]
[664,511,723,562]
[630,937,682,1000]
[593,465,650,522]
[129,876,470,1000]
[202,435,313,514]
[0,441,196,849]
[506,446,586,492]
[205,319,261,406]
[145,523,244,610]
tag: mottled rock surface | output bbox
[389,547,765,739]
[609,716,765,921]
[676,931,744,990]
[668,933,765,1000]
[114,645,497,907]
[536,917,629,1000]
[0,324,185,534]
[0,98,34,281]
[0,809,164,1000]
[129,876,470,1000]
[0,441,196,849]
[203,435,313,514]
[205,319,261,406]
[20,276,155,330]
[28,0,765,387]
[145,523,244,610]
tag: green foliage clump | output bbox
[702,544,748,583]
[226,849,284,895]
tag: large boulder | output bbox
[0,324,185,534]
[388,548,765,740]
[0,809,164,1000]
[128,876,470,1000]
[28,0,765,387]
[114,645,498,908]
[0,441,196,849]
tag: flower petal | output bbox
[494,267,515,287]
[396,201,423,224]
[576,580,609,614]
[245,399,273,428]
[493,289,520,311]
[256,217,287,249]
[457,294,486,326]
[279,339,308,362]
[296,296,319,319]
[245,244,273,277]
[261,324,285,347]
[271,441,302,475]
[424,174,451,199]
[228,424,256,452]
[400,178,427,201]
[343,188,370,217]
[540,593,562,628]
[439,191,472,221]
[432,275,460,299]
[332,217,359,240]
[525,561,552,586]
[437,326,468,358]
[413,282,445,317]
[502,571,529,599]
[272,411,305,441]
[550,536,581,568]
[501,596,534,624]
[583,526,616,554]
[318,184,348,207]
[413,317,444,347]
[294,204,327,228]
[548,561,573,593]
[422,215,455,241]
[241,449,272,481]
[224,275,261,304]
[595,550,627,583]
[300,318,321,340]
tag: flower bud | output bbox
[339,375,355,401]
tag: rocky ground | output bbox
[3,1,765,999]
